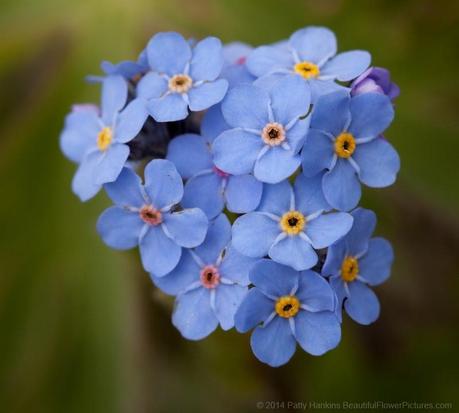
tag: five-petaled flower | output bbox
[301,90,400,211]
[246,26,371,101]
[231,175,353,271]
[97,160,208,276]
[152,214,258,340]
[60,75,148,201]
[136,32,229,122]
[213,75,311,184]
[235,259,341,367]
[322,208,394,325]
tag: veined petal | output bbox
[166,134,212,179]
[104,167,146,208]
[269,235,318,271]
[294,172,331,216]
[296,271,334,312]
[147,94,189,122]
[163,208,208,248]
[320,50,371,81]
[190,36,224,81]
[188,79,228,112]
[234,288,274,333]
[254,146,301,184]
[257,180,292,216]
[225,174,263,214]
[305,212,353,249]
[147,32,192,75]
[289,26,337,64]
[214,284,248,330]
[219,246,258,285]
[97,206,143,250]
[246,45,294,77]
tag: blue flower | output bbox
[166,106,263,219]
[97,160,208,276]
[232,175,353,271]
[246,26,371,101]
[60,75,148,201]
[136,32,229,122]
[301,90,400,211]
[213,75,311,184]
[221,42,255,87]
[234,259,341,367]
[322,208,394,325]
[152,214,257,340]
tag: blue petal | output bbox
[94,143,130,185]
[194,213,231,265]
[147,32,192,75]
[232,213,279,258]
[294,310,341,355]
[320,51,371,81]
[330,276,346,323]
[188,79,228,112]
[322,158,361,211]
[225,174,263,214]
[310,90,350,136]
[254,146,301,184]
[269,235,318,271]
[223,41,253,64]
[96,206,143,249]
[296,271,334,312]
[219,246,258,285]
[289,26,337,64]
[71,151,102,201]
[294,172,331,215]
[104,167,146,208]
[172,288,218,340]
[147,93,189,122]
[305,212,353,249]
[345,208,376,256]
[150,250,199,294]
[251,316,296,367]
[214,284,248,330]
[301,130,334,176]
[182,172,224,220]
[213,129,263,175]
[348,93,394,139]
[309,79,349,102]
[286,117,310,153]
[201,104,230,144]
[353,138,400,188]
[190,36,224,81]
[114,98,148,143]
[256,180,292,216]
[221,64,255,88]
[101,75,128,125]
[321,241,346,277]
[139,225,182,276]
[358,237,394,286]
[144,159,184,210]
[246,45,294,77]
[249,259,299,298]
[163,208,208,248]
[269,75,311,125]
[234,288,274,333]
[345,281,380,325]
[60,109,100,163]
[136,72,168,100]
[166,134,212,179]
[221,84,270,129]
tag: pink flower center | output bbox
[139,205,162,225]
[200,265,220,289]
[212,165,230,178]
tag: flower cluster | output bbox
[60,27,399,367]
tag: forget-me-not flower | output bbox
[232,175,353,271]
[235,259,341,367]
[136,32,229,122]
[213,75,311,184]
[152,214,257,340]
[166,106,263,219]
[322,208,394,325]
[97,160,208,276]
[246,26,371,101]
[301,90,400,211]
[60,75,148,201]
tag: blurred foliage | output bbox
[1,0,459,412]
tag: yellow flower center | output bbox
[275,296,300,318]
[334,132,356,158]
[168,74,193,93]
[97,127,113,151]
[294,61,320,79]
[341,256,359,282]
[280,211,306,235]
[261,122,286,146]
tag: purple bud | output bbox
[351,67,400,101]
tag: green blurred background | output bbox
[1,0,458,412]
